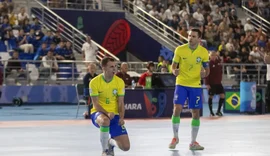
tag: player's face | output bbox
[104,61,117,76]
[188,31,200,46]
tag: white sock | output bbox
[100,126,109,151]
[173,123,180,138]
[191,126,199,144]
[109,138,119,148]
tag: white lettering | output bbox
[125,103,142,110]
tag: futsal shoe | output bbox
[108,139,115,156]
[102,149,112,156]
[210,112,215,117]
[189,142,204,150]
[169,137,179,149]
[216,112,223,116]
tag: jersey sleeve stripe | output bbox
[172,60,179,64]
[118,94,125,96]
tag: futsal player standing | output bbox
[205,52,225,116]
[169,29,210,150]
[90,57,130,156]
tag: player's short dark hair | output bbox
[191,28,202,38]
[101,57,115,67]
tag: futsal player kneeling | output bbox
[205,52,225,116]
[169,29,210,150]
[90,57,130,156]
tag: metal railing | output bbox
[1,59,267,86]
[124,0,188,49]
[242,3,270,34]
[45,0,123,11]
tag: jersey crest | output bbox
[196,57,202,63]
[112,89,118,96]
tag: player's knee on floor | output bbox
[119,143,130,151]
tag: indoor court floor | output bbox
[0,105,269,156]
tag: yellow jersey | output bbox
[172,44,209,88]
[89,74,125,114]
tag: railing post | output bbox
[49,60,52,84]
[26,62,30,85]
[258,66,261,85]
[42,8,45,25]
[72,29,75,54]
[120,0,123,9]
[240,65,243,82]
[84,0,87,10]
[72,62,74,85]
[3,61,6,86]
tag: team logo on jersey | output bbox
[196,57,202,63]
[112,89,118,96]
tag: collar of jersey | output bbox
[188,44,199,53]
[102,74,114,83]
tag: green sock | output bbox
[191,119,200,144]
[100,126,110,151]
[172,115,180,138]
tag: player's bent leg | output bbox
[110,134,130,151]
[108,116,129,155]
[216,93,225,116]
[92,112,111,155]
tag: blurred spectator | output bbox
[17,7,29,25]
[64,41,75,60]
[17,29,34,53]
[138,61,154,88]
[39,50,59,78]
[83,63,98,119]
[5,51,26,85]
[82,35,98,65]
[116,62,132,88]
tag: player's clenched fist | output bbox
[173,69,179,76]
[107,112,115,120]
[118,118,125,125]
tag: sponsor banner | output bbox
[0,86,203,118]
[240,82,256,113]
[125,89,202,118]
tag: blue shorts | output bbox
[173,85,202,109]
[91,112,128,138]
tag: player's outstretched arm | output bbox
[91,96,108,114]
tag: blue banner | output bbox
[0,86,202,118]
[240,81,257,113]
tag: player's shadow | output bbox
[169,150,181,156]
[186,151,202,156]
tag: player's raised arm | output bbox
[89,80,108,114]
[171,47,180,76]
[117,79,126,125]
